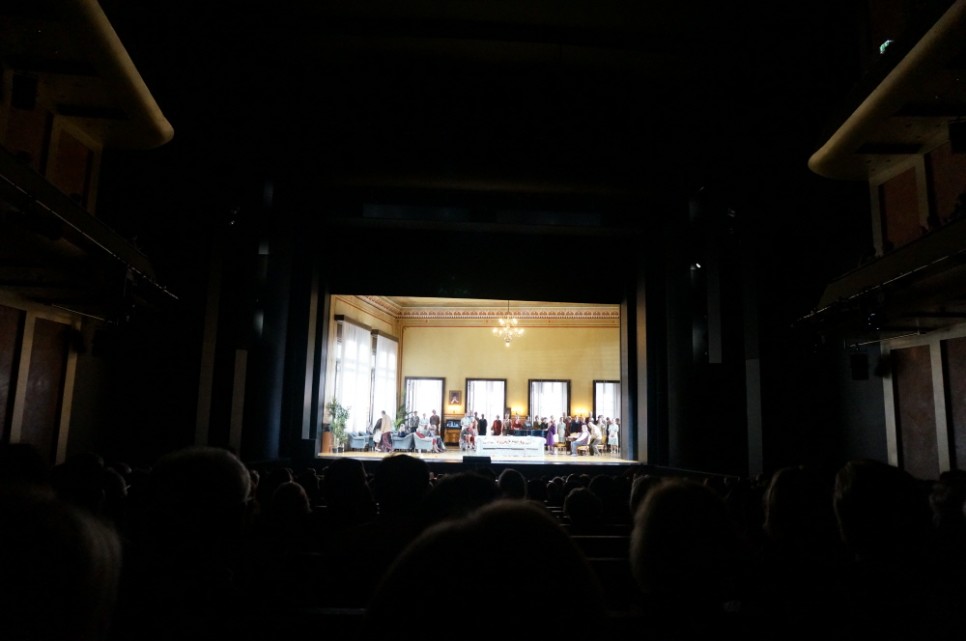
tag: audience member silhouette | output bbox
[112,446,255,641]
[563,486,604,532]
[264,481,319,553]
[420,469,502,526]
[832,459,947,639]
[0,441,50,487]
[588,472,631,526]
[628,473,659,519]
[295,467,322,506]
[497,467,528,500]
[325,454,433,607]
[254,466,293,516]
[546,476,566,507]
[247,479,328,613]
[754,465,849,640]
[527,476,549,502]
[51,450,108,516]
[0,485,122,641]
[629,478,754,640]
[318,457,377,531]
[17,436,957,641]
[366,500,605,640]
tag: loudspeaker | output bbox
[462,455,491,465]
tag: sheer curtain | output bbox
[529,380,569,420]
[466,379,506,422]
[371,332,398,428]
[335,319,372,433]
[594,380,620,421]
[405,378,444,417]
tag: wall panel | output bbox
[892,345,939,479]
[942,336,966,469]
[19,318,69,462]
[0,304,25,441]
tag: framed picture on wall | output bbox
[449,390,462,405]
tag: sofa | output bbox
[391,432,414,452]
[347,432,371,452]
[413,432,435,452]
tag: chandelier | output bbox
[493,300,524,346]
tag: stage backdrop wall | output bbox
[400,325,619,418]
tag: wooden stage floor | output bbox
[313,446,641,476]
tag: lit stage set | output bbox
[314,435,638,476]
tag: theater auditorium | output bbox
[2,1,966,639]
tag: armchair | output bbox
[347,432,371,452]
[413,432,434,453]
[391,432,414,452]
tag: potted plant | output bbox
[393,401,408,431]
[325,399,350,452]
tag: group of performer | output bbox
[366,409,620,456]
[371,409,446,453]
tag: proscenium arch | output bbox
[306,217,649,465]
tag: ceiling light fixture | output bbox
[493,300,524,347]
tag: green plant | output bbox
[325,399,350,447]
[393,401,408,429]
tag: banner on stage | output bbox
[475,435,544,459]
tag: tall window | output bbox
[404,377,445,418]
[371,332,398,428]
[466,379,506,422]
[528,379,570,421]
[594,380,620,421]
[334,318,372,433]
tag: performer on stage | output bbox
[374,410,394,452]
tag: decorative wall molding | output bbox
[398,307,619,321]
[357,295,402,317]
[339,295,620,330]
[363,295,619,322]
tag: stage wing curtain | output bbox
[335,319,372,433]
[529,380,569,421]
[372,332,398,429]
[466,379,505,422]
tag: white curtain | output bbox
[594,380,620,421]
[334,319,373,433]
[529,380,569,420]
[466,379,506,423]
[372,332,398,429]
[405,378,444,418]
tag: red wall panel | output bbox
[892,345,939,479]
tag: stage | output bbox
[312,445,643,477]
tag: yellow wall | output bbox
[400,325,619,417]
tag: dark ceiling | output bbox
[100,1,860,211]
[78,1,870,320]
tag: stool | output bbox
[576,445,590,456]
[554,442,568,456]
